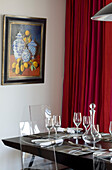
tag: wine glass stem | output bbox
[76,138,78,144]
[55,128,57,135]
[48,129,50,136]
[93,138,95,148]
[93,142,95,148]
[77,126,78,133]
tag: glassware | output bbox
[53,115,61,135]
[83,116,90,132]
[45,117,53,136]
[82,103,101,149]
[94,124,99,133]
[109,121,112,135]
[73,112,82,133]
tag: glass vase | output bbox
[82,103,101,144]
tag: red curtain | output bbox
[62,0,112,132]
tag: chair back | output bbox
[29,105,52,133]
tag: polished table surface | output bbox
[2,132,112,170]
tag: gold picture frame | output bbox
[2,14,46,85]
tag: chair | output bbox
[28,104,73,170]
[20,121,58,170]
[93,154,112,170]
[93,156,106,170]
[29,104,51,134]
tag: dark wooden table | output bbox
[2,133,112,170]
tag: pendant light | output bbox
[91,2,112,21]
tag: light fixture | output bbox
[91,2,112,21]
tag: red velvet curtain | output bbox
[62,0,112,132]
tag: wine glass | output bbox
[73,112,82,134]
[91,125,100,150]
[53,115,61,135]
[45,117,53,137]
[109,121,112,135]
[83,116,90,132]
[94,124,99,133]
[91,134,99,150]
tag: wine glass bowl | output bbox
[53,115,61,135]
[45,117,53,137]
[73,112,82,133]
[83,116,90,132]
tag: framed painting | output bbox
[2,15,46,85]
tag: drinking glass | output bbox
[109,121,112,135]
[91,125,100,150]
[53,115,61,135]
[73,112,82,133]
[83,116,90,132]
[45,117,53,136]
[94,124,99,133]
[91,135,99,150]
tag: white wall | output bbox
[0,0,66,169]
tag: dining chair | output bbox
[93,155,112,170]
[28,104,73,170]
[20,121,58,170]
[29,104,51,134]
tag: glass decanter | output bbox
[82,103,101,145]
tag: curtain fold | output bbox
[62,0,112,132]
